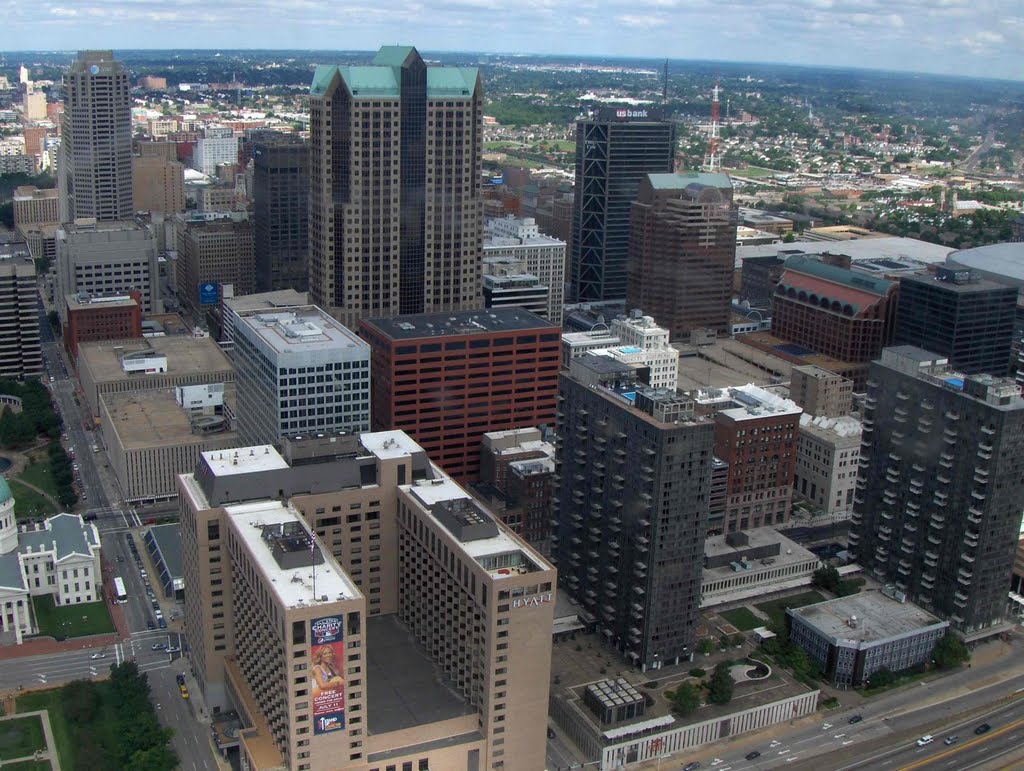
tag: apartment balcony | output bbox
[944,411,960,421]
[967,508,983,525]
[981,425,995,435]
[896,392,910,401]
[960,552,975,563]
[936,475,951,485]
[971,490,986,502]
[866,380,880,389]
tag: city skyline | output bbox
[3,0,1023,82]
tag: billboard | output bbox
[198,282,220,305]
[597,107,663,122]
[311,615,345,734]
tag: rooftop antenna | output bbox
[702,79,722,173]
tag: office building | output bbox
[789,365,853,418]
[696,385,802,531]
[850,346,1024,635]
[559,311,679,388]
[700,528,820,608]
[626,172,737,339]
[794,414,860,515]
[739,255,787,309]
[17,223,59,271]
[12,186,58,227]
[173,211,256,317]
[309,46,483,327]
[0,239,42,380]
[56,220,161,322]
[788,591,948,687]
[481,272,550,319]
[63,291,143,358]
[484,216,565,324]
[571,108,676,302]
[192,126,238,176]
[894,267,1016,376]
[179,431,554,771]
[133,145,186,215]
[359,308,560,483]
[58,51,133,222]
[233,306,370,445]
[554,354,715,669]
[216,289,308,353]
[252,135,310,293]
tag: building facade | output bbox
[483,216,565,324]
[63,291,143,358]
[359,308,560,483]
[58,51,133,222]
[252,135,310,293]
[0,240,42,380]
[132,151,186,215]
[192,126,238,175]
[12,186,58,227]
[850,346,1024,635]
[173,211,256,317]
[789,365,853,418]
[626,172,737,339]
[233,306,371,445]
[794,414,861,515]
[481,273,550,319]
[309,46,483,327]
[572,108,676,303]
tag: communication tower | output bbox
[702,81,722,173]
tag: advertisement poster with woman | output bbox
[311,615,345,734]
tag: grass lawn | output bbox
[726,165,786,179]
[484,140,523,150]
[31,595,114,639]
[539,140,575,152]
[8,481,57,520]
[16,461,61,500]
[4,761,51,771]
[755,591,826,629]
[719,606,763,631]
[0,715,45,761]
[16,693,71,771]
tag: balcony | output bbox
[960,552,975,563]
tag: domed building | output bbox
[0,478,102,645]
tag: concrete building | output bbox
[850,346,1024,636]
[697,384,802,531]
[77,335,235,418]
[309,46,483,327]
[172,211,256,317]
[572,108,676,302]
[56,220,161,322]
[359,308,560,483]
[0,239,42,380]
[215,289,307,353]
[178,431,554,771]
[894,267,1017,377]
[561,312,679,388]
[794,414,861,515]
[12,186,58,227]
[133,150,186,215]
[483,215,566,324]
[58,51,133,222]
[555,354,715,669]
[192,126,238,176]
[789,365,853,418]
[233,306,370,445]
[700,528,820,608]
[0,155,37,175]
[143,523,184,600]
[740,255,787,309]
[252,135,309,293]
[100,385,240,503]
[63,291,143,359]
[738,208,793,236]
[482,272,550,319]
[17,222,59,272]
[626,172,737,339]
[560,328,621,368]
[788,591,948,687]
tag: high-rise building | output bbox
[58,51,133,222]
[308,46,483,327]
[12,186,58,227]
[179,431,554,771]
[192,126,238,176]
[850,346,1024,635]
[483,216,565,324]
[554,354,715,669]
[133,142,185,215]
[794,414,860,515]
[571,108,676,303]
[0,238,42,380]
[789,365,853,418]
[172,211,256,317]
[894,267,1017,376]
[252,135,309,293]
[626,172,737,339]
[359,308,560,483]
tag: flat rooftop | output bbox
[899,271,1017,295]
[224,499,360,607]
[790,591,947,643]
[365,614,475,735]
[363,307,557,340]
[101,387,238,449]
[224,289,308,313]
[202,445,288,476]
[359,430,425,461]
[676,338,794,392]
[714,384,802,422]
[704,527,815,562]
[237,306,366,354]
[65,292,139,311]
[79,335,234,382]
[735,236,952,270]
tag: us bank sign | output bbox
[512,592,553,609]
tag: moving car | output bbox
[944,736,959,746]
[176,674,186,686]
[90,652,106,659]
[745,751,761,760]
[684,763,701,771]
[179,684,189,699]
[848,715,863,724]
[917,735,934,746]
[974,723,991,735]
[151,643,166,651]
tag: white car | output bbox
[917,735,934,746]
[90,652,106,659]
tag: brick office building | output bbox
[359,308,560,482]
[63,291,143,358]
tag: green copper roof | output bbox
[311,46,478,100]
[648,172,732,190]
[427,68,478,98]
[0,475,10,506]
[785,254,894,296]
[372,46,418,68]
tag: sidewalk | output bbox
[0,709,62,771]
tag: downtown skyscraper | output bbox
[308,46,483,327]
[58,51,133,223]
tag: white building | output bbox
[589,345,679,390]
[794,413,862,515]
[561,328,621,368]
[233,306,371,444]
[484,216,566,325]
[192,126,238,176]
[0,480,103,645]
[559,311,680,388]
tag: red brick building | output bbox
[64,291,143,359]
[359,308,560,482]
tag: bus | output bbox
[113,577,128,603]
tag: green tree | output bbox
[0,408,37,447]
[868,666,895,688]
[707,662,735,705]
[932,632,970,669]
[670,682,702,716]
[698,638,715,655]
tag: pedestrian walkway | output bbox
[0,709,61,771]
[0,631,119,661]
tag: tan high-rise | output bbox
[179,431,554,771]
[308,46,483,328]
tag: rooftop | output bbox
[310,47,477,100]
[899,269,1017,295]
[647,171,732,191]
[704,527,816,566]
[224,499,360,608]
[362,307,557,341]
[799,413,862,439]
[18,513,99,563]
[782,254,894,297]
[790,591,947,644]
[101,387,238,449]
[708,384,803,422]
[236,306,366,355]
[147,523,183,584]
[65,292,139,311]
[223,289,308,314]
[201,446,289,476]
[735,236,952,270]
[78,336,233,382]
[946,242,1024,285]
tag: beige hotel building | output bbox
[179,430,555,771]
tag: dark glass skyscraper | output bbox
[252,134,309,293]
[571,108,675,302]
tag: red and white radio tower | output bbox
[702,81,721,173]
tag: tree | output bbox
[783,231,796,242]
[699,638,715,656]
[868,666,895,688]
[707,662,735,705]
[932,633,970,669]
[0,409,37,447]
[670,682,702,716]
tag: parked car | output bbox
[745,751,761,760]
[146,619,155,630]
[158,618,167,629]
[974,724,991,736]
[90,652,106,659]
[151,643,166,651]
[179,685,189,699]
[848,715,863,724]
[684,763,701,771]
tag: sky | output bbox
[4,0,1024,81]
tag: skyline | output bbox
[2,0,1023,82]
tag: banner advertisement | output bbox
[311,614,346,734]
